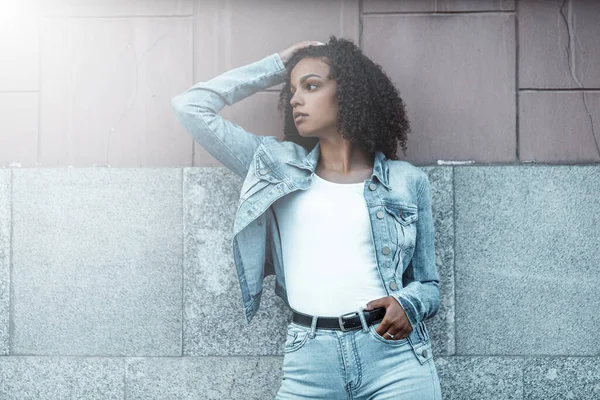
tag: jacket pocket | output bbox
[239,152,283,201]
[384,205,418,252]
[385,204,418,226]
[254,150,284,184]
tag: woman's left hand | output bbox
[364,296,413,340]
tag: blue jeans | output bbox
[276,310,442,399]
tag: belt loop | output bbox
[309,315,318,338]
[358,309,369,333]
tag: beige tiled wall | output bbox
[1,0,598,167]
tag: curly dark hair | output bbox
[276,35,411,160]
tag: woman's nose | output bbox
[290,91,302,107]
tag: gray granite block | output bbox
[523,357,600,400]
[454,165,600,355]
[436,356,525,399]
[0,170,10,355]
[0,356,125,399]
[519,91,600,163]
[183,167,291,356]
[421,167,455,356]
[519,0,600,88]
[126,356,283,400]
[12,169,183,356]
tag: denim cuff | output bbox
[391,293,419,330]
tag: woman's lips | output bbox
[295,115,308,124]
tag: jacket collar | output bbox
[285,140,392,191]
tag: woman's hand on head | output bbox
[364,296,413,340]
[278,40,326,66]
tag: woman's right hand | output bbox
[278,41,326,66]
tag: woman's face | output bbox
[289,57,339,138]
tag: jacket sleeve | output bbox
[392,173,441,330]
[171,52,288,178]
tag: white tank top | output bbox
[271,172,388,317]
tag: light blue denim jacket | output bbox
[171,52,440,348]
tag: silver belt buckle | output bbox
[338,311,359,332]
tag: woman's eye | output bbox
[290,83,318,94]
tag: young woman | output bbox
[172,36,442,399]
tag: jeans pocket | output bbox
[368,322,409,345]
[284,323,310,353]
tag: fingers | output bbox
[382,325,407,341]
[383,330,399,340]
[364,297,388,310]
[375,314,408,340]
[378,320,407,341]
[375,318,392,337]
[299,40,326,49]
[367,296,411,340]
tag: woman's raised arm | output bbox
[171,41,324,178]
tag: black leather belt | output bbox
[292,307,386,332]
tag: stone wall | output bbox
[0,0,598,398]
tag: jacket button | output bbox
[382,246,390,255]
[422,349,428,358]
[369,183,377,191]
[389,281,398,290]
[376,211,384,219]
